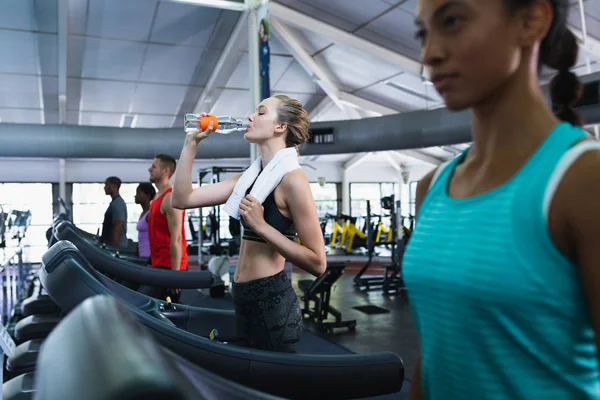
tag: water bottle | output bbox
[184,114,248,135]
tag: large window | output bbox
[408,181,418,216]
[0,183,53,263]
[349,182,399,216]
[310,183,338,218]
[72,183,142,242]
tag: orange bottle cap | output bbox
[200,115,219,132]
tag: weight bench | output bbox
[298,262,356,333]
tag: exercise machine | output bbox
[196,166,246,265]
[353,198,406,295]
[298,262,356,333]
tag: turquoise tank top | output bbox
[403,122,600,399]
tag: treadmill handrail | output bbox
[35,295,283,400]
[54,221,214,289]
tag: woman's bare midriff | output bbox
[233,185,290,283]
[234,240,285,283]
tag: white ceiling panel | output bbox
[225,53,251,89]
[312,102,347,122]
[568,6,600,41]
[80,80,136,113]
[269,32,292,56]
[399,0,418,14]
[80,112,122,127]
[175,86,203,114]
[135,115,176,129]
[417,146,453,160]
[0,31,41,75]
[211,89,251,118]
[81,38,146,81]
[67,36,85,77]
[225,54,294,90]
[0,0,37,31]
[35,0,59,32]
[150,1,223,47]
[40,76,59,106]
[272,60,322,93]
[0,109,43,124]
[66,78,82,111]
[297,27,333,55]
[0,0,58,32]
[281,0,394,31]
[356,7,421,60]
[357,5,420,51]
[573,60,600,76]
[270,92,314,108]
[190,49,223,86]
[355,28,421,62]
[0,75,42,108]
[387,73,442,102]
[140,44,204,85]
[85,0,156,41]
[310,153,355,163]
[315,43,403,91]
[38,34,59,76]
[65,110,79,124]
[358,108,382,118]
[130,84,187,115]
[355,82,439,111]
[269,56,295,90]
[275,0,357,32]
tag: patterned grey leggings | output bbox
[231,270,303,353]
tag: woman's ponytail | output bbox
[539,5,584,126]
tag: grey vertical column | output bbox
[58,159,67,214]
[246,0,261,162]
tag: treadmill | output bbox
[5,295,282,400]
[34,240,405,400]
[53,220,216,290]
[10,219,220,344]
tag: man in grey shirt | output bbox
[101,176,128,247]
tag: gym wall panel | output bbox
[65,159,251,183]
[301,162,343,183]
[403,164,437,182]
[0,158,60,182]
[346,162,406,184]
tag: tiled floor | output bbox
[291,262,419,381]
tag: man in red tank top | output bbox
[148,154,188,275]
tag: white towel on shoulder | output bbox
[224,147,301,220]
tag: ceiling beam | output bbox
[271,18,362,119]
[64,0,88,125]
[339,92,401,115]
[308,97,335,121]
[271,18,403,118]
[383,152,402,171]
[193,11,248,114]
[571,27,600,60]
[270,1,421,76]
[169,0,247,11]
[395,149,443,166]
[344,152,370,171]
[58,0,68,124]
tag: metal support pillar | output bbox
[246,0,262,162]
[578,0,592,73]
[58,159,67,214]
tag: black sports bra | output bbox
[240,179,296,243]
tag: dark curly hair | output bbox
[504,0,583,126]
